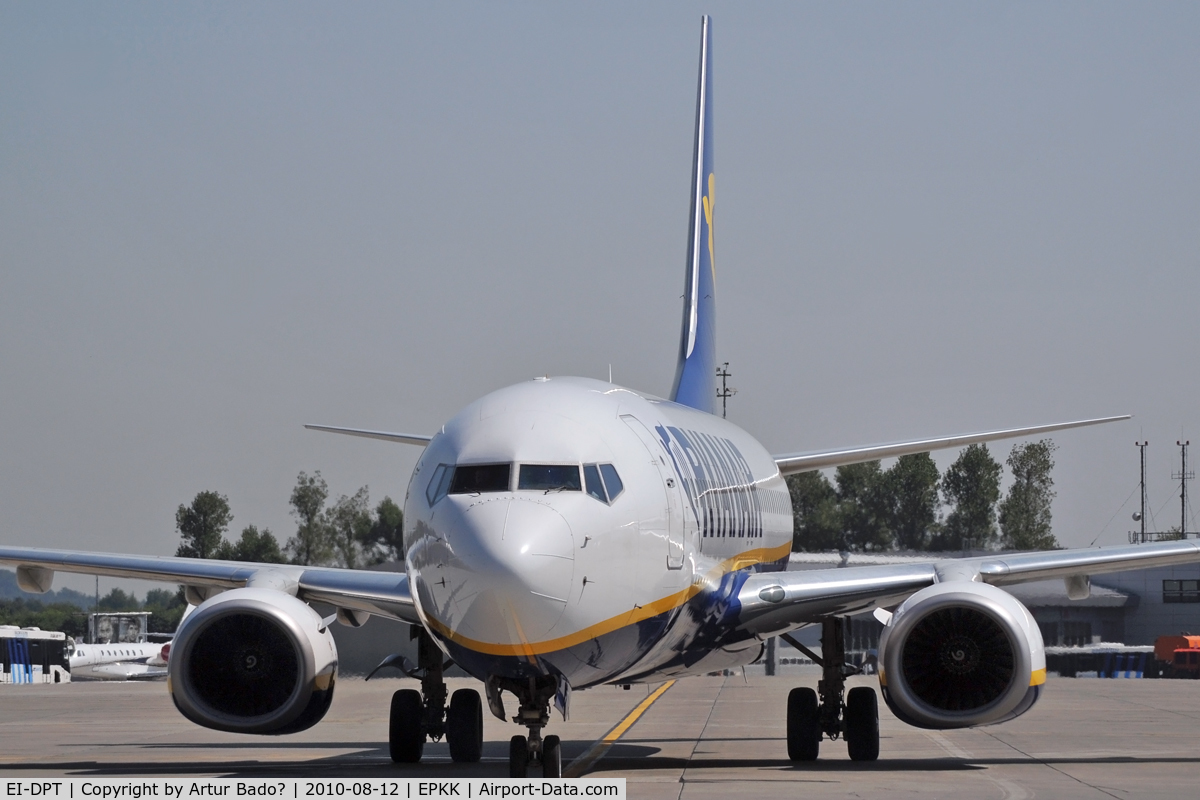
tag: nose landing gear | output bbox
[783,616,880,762]
[494,675,563,777]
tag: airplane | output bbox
[69,638,169,681]
[3,14,1200,778]
[68,606,193,681]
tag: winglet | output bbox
[670,15,717,415]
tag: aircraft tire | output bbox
[447,689,484,762]
[844,686,880,762]
[509,735,529,778]
[389,689,425,763]
[542,735,562,778]
[786,687,820,761]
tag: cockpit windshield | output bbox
[518,464,582,492]
[448,464,511,494]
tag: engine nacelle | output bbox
[167,588,338,735]
[878,581,1045,729]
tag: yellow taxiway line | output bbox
[563,680,676,778]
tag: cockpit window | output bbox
[583,463,624,504]
[425,464,454,505]
[518,464,582,492]
[583,464,606,502]
[449,464,511,494]
[599,463,624,501]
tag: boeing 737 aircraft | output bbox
[3,16,1200,778]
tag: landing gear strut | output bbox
[388,627,482,764]
[492,675,562,778]
[783,616,879,762]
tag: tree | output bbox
[935,444,1002,551]
[0,598,87,638]
[361,496,404,565]
[326,487,372,569]
[175,491,233,559]
[286,471,333,566]
[999,440,1060,550]
[787,471,842,552]
[218,525,285,564]
[144,588,188,633]
[97,587,141,612]
[881,453,940,551]
[836,461,891,551]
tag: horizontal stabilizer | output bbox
[772,415,1129,475]
[304,424,432,447]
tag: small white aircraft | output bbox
[3,15,1199,778]
[69,639,170,681]
[68,607,192,681]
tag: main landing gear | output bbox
[783,617,879,762]
[386,627,483,764]
[491,675,562,778]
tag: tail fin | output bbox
[670,15,717,415]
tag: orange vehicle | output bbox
[1153,635,1200,678]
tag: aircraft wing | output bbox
[736,539,1200,635]
[0,546,421,625]
[771,415,1129,475]
[81,662,169,681]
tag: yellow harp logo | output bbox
[701,172,715,285]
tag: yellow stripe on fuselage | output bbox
[424,541,791,657]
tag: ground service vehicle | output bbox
[0,626,70,684]
[1154,635,1200,678]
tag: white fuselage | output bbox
[403,376,793,688]
[69,640,167,681]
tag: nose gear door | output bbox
[621,415,686,569]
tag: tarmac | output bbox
[2,671,1200,799]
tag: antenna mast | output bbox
[1135,441,1148,543]
[1175,440,1194,538]
[715,362,737,419]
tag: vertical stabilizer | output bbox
[670,16,717,415]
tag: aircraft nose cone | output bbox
[445,498,575,646]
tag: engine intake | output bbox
[878,581,1044,729]
[168,588,338,734]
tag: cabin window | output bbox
[599,463,624,501]
[426,464,454,505]
[518,465,581,492]
[449,464,511,494]
[1163,579,1200,603]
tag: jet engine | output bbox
[167,588,338,734]
[877,581,1044,729]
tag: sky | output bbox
[2,2,1199,595]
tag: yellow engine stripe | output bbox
[563,680,675,777]
[425,541,792,657]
